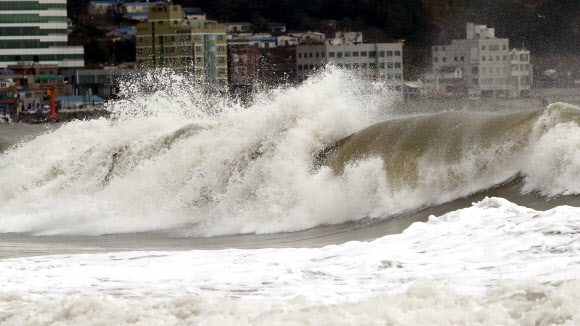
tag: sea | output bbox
[1,68,579,325]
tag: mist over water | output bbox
[1,68,580,237]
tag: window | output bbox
[329,52,335,57]
[369,63,376,69]
[353,51,359,57]
[298,65,302,70]
[482,56,486,61]
[502,44,507,50]
[298,53,302,58]
[369,51,376,58]
[380,51,385,57]
[218,35,224,40]
[361,63,367,69]
[394,51,401,56]
[502,55,507,61]
[395,74,401,80]
[345,63,351,68]
[379,63,385,68]
[496,56,500,61]
[482,45,486,50]
[387,51,393,56]
[218,56,225,63]
[361,51,367,56]
[488,45,499,51]
[353,63,359,68]
[442,57,447,62]
[434,57,439,63]
[322,52,325,57]
[472,67,478,74]
[218,45,225,51]
[395,62,401,68]
[309,53,313,58]
[337,52,343,58]
[345,51,351,57]
[316,52,319,58]
[387,62,394,68]
[454,56,458,61]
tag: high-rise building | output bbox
[135,4,228,88]
[0,0,84,70]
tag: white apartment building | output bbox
[0,0,84,70]
[431,22,512,98]
[509,48,532,97]
[296,40,404,96]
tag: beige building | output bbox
[135,4,227,87]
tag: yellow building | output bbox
[135,4,227,87]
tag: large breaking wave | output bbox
[0,68,579,236]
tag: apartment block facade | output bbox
[430,22,532,98]
[135,4,227,87]
[296,41,404,96]
[0,0,84,70]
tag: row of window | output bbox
[511,53,530,61]
[139,34,225,43]
[0,15,66,23]
[481,44,507,51]
[0,2,66,10]
[299,63,402,78]
[0,53,83,61]
[0,27,67,36]
[299,62,402,70]
[478,66,511,75]
[298,50,401,59]
[512,64,530,71]
[0,40,67,49]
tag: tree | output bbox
[67,0,91,22]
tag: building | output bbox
[276,35,300,47]
[0,76,17,116]
[0,0,84,71]
[296,39,404,97]
[247,35,277,49]
[135,4,228,88]
[226,22,251,34]
[509,48,532,97]
[430,22,512,98]
[227,41,259,92]
[89,0,117,16]
[301,31,326,45]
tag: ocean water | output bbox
[1,68,580,325]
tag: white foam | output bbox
[1,198,579,324]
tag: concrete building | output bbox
[509,48,532,97]
[296,40,404,97]
[430,22,512,98]
[0,0,85,71]
[135,4,228,88]
[227,40,259,95]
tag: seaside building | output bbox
[509,48,532,97]
[296,34,404,98]
[135,4,228,88]
[428,22,532,98]
[227,40,259,94]
[0,0,85,71]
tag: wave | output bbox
[0,68,579,236]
